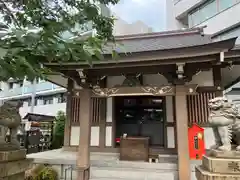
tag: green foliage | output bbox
[52,111,66,149]
[54,111,66,137]
[36,166,58,180]
[25,164,58,180]
[0,0,119,81]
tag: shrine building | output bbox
[43,27,240,180]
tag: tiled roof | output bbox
[103,27,213,54]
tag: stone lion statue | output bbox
[208,96,240,151]
[0,101,22,150]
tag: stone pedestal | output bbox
[196,150,240,180]
[0,149,33,180]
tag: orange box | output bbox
[188,124,205,160]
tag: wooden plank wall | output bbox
[71,96,81,125]
[187,92,216,125]
[71,96,106,126]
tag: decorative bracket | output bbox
[176,63,185,79]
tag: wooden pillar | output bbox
[77,89,92,180]
[64,78,74,147]
[212,65,223,96]
[175,85,190,180]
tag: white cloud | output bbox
[130,0,159,6]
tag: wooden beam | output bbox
[91,85,198,97]
[44,55,218,70]
[86,65,175,77]
[175,85,190,180]
[77,89,92,180]
[64,78,74,147]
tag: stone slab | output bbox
[210,149,240,159]
[0,158,33,177]
[196,166,240,180]
[0,149,26,162]
[1,172,25,180]
[203,155,240,174]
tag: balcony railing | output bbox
[0,82,63,98]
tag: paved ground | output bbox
[27,149,201,180]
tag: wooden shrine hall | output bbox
[43,27,240,180]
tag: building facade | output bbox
[0,79,66,118]
[167,0,240,43]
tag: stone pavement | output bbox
[27,149,201,180]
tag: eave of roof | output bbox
[23,113,55,122]
[44,37,237,69]
[113,26,206,40]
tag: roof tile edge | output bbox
[114,26,207,41]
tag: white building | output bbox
[0,79,66,118]
[167,0,240,42]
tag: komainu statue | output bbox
[208,96,240,151]
[0,101,22,150]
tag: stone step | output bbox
[196,165,240,180]
[62,162,178,180]
[91,160,178,171]
[202,155,240,174]
[90,166,178,180]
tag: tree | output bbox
[0,0,119,81]
[52,110,66,149]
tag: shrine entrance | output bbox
[114,96,166,148]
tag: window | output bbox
[27,99,32,106]
[26,98,37,106]
[188,0,240,27]
[57,93,66,103]
[19,80,23,87]
[9,82,13,89]
[43,96,53,105]
[34,99,38,106]
[201,0,217,20]
[219,0,234,11]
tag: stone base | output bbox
[0,143,21,151]
[76,167,90,180]
[196,150,240,180]
[210,149,240,159]
[0,149,33,179]
[1,172,25,180]
[196,166,240,180]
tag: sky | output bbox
[110,0,166,32]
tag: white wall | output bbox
[166,96,175,148]
[19,102,66,118]
[190,70,214,86]
[203,127,215,149]
[166,0,186,30]
[70,126,100,146]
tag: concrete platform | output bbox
[27,149,201,180]
[196,166,240,180]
